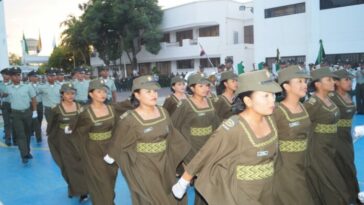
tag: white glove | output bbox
[358,192,364,203]
[172,177,190,199]
[104,154,115,164]
[353,125,364,137]
[64,125,72,134]
[32,111,38,119]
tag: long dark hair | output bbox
[186,84,195,95]
[130,89,140,108]
[232,91,253,114]
[308,80,318,92]
[217,79,227,95]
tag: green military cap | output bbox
[46,67,57,76]
[170,76,185,86]
[187,73,210,86]
[220,71,238,82]
[88,79,109,91]
[132,75,160,92]
[60,82,76,93]
[225,56,233,64]
[9,67,21,75]
[333,69,354,79]
[236,70,282,94]
[84,68,91,75]
[311,67,338,81]
[27,70,37,77]
[278,65,311,84]
[1,68,10,75]
[57,68,65,75]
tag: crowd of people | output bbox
[0,63,364,205]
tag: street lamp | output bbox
[239,5,254,13]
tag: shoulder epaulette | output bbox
[120,110,130,120]
[307,97,316,105]
[221,115,239,130]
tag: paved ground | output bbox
[0,89,363,205]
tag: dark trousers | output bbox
[30,103,43,141]
[356,83,364,114]
[12,109,32,159]
[44,106,52,123]
[1,102,13,143]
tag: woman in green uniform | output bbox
[172,70,281,205]
[163,76,187,115]
[330,69,360,204]
[171,73,221,205]
[213,71,238,120]
[72,79,118,205]
[47,83,88,202]
[105,75,190,205]
[273,65,314,204]
[304,67,350,205]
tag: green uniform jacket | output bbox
[47,103,87,196]
[304,95,350,205]
[108,106,191,205]
[171,97,221,163]
[329,92,359,203]
[112,99,134,118]
[73,105,118,205]
[162,94,180,116]
[186,115,278,205]
[272,103,314,205]
[213,95,234,120]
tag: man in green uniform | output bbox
[98,67,117,103]
[28,70,42,143]
[38,68,61,123]
[5,67,37,164]
[73,67,89,105]
[0,68,13,146]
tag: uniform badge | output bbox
[197,112,206,116]
[289,121,300,128]
[346,109,352,113]
[328,92,334,97]
[257,150,269,157]
[147,76,153,81]
[63,117,70,121]
[120,111,129,120]
[94,122,103,126]
[308,97,316,105]
[144,127,153,133]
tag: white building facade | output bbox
[254,0,364,67]
[91,0,254,76]
[0,0,9,70]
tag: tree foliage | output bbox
[60,0,163,70]
[48,46,74,72]
[9,53,22,65]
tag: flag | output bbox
[36,32,42,54]
[22,33,29,55]
[273,48,280,74]
[237,61,244,74]
[258,62,264,70]
[315,39,326,65]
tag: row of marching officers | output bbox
[47,65,362,205]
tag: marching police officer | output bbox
[56,68,66,85]
[98,67,117,103]
[0,68,14,146]
[38,68,61,123]
[28,70,42,143]
[73,67,89,105]
[4,67,37,164]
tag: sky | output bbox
[2,0,235,56]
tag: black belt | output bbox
[12,108,30,113]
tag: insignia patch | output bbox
[223,119,235,128]
[144,127,153,133]
[78,107,85,114]
[120,111,129,120]
[197,112,206,116]
[289,121,300,128]
[257,150,269,157]
[94,122,103,126]
[346,109,352,113]
[308,97,316,105]
[328,92,334,97]
[63,117,70,121]
[147,76,153,81]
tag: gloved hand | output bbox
[353,125,364,137]
[358,192,364,203]
[172,177,190,199]
[104,154,115,164]
[32,111,38,119]
[64,125,72,134]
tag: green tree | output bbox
[9,53,22,65]
[48,46,74,72]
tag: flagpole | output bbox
[199,43,216,72]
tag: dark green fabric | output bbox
[11,109,31,159]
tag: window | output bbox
[199,25,219,37]
[244,25,254,44]
[156,61,171,75]
[200,58,220,68]
[177,59,194,69]
[265,3,305,18]
[324,53,364,64]
[176,30,193,46]
[162,33,170,43]
[233,31,239,44]
[266,55,306,67]
[320,0,364,10]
